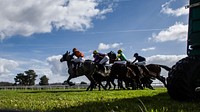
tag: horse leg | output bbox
[99,82,107,90]
[104,81,109,89]
[85,80,96,91]
[66,76,75,86]
[106,76,115,90]
[86,83,92,91]
[124,79,130,90]
[118,79,125,89]
[111,79,116,90]
[147,83,154,90]
[157,76,167,87]
[106,78,116,90]
[85,74,96,91]
[147,78,154,90]
[97,81,106,91]
[142,77,154,90]
[90,81,96,91]
[98,83,101,91]
[86,80,95,91]
[136,77,143,90]
[104,81,112,90]
[127,78,135,90]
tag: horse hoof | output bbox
[68,82,75,86]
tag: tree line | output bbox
[0,69,49,86]
[14,69,49,86]
[0,69,88,86]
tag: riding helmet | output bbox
[134,53,138,57]
[73,48,77,52]
[117,49,122,54]
[93,50,98,54]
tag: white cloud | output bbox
[0,58,19,75]
[147,54,186,67]
[0,0,113,40]
[161,0,189,16]
[46,55,67,76]
[146,54,186,78]
[141,47,156,52]
[0,56,68,83]
[98,43,123,50]
[150,22,188,42]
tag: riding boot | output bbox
[105,66,109,73]
[98,64,105,73]
[73,62,77,69]
[73,67,77,75]
[102,65,106,73]
[77,62,80,68]
[141,65,150,76]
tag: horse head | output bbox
[60,51,73,63]
[107,51,117,64]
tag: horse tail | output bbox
[158,64,171,71]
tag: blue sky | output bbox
[0,0,189,83]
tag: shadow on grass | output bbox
[46,92,200,112]
[1,90,200,112]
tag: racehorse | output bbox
[107,52,171,88]
[82,51,118,90]
[108,63,143,90]
[92,71,117,90]
[145,64,171,87]
[60,51,97,91]
[107,51,140,89]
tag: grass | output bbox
[0,88,199,112]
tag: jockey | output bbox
[71,48,85,69]
[114,49,127,65]
[132,53,146,65]
[93,50,109,73]
[93,50,109,65]
[132,53,150,76]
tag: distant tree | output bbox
[14,73,26,85]
[14,70,38,86]
[39,75,49,85]
[25,70,38,85]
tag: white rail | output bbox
[0,83,164,90]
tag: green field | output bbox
[0,88,199,112]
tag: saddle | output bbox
[72,62,84,75]
[114,60,127,65]
[96,63,111,75]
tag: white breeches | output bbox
[135,61,146,66]
[114,61,127,65]
[99,56,109,65]
[71,57,85,63]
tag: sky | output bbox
[0,0,189,84]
